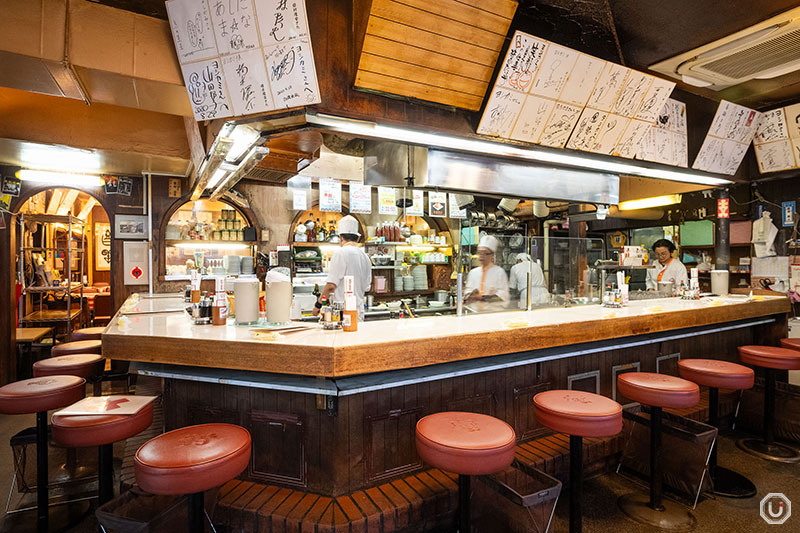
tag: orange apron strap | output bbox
[479,268,488,296]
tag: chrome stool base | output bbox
[736,438,800,463]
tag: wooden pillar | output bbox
[1,213,17,385]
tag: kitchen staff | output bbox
[313,215,372,320]
[464,235,510,311]
[509,253,550,309]
[646,238,688,290]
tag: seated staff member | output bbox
[464,235,510,312]
[509,253,549,309]
[645,238,688,290]
[312,216,372,321]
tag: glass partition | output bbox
[456,235,608,315]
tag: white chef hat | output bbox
[478,235,500,253]
[337,215,360,236]
[516,253,531,263]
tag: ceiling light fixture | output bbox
[618,194,683,211]
[306,114,732,188]
[210,146,269,200]
[225,125,262,163]
[17,169,105,188]
[206,163,235,190]
[192,136,234,201]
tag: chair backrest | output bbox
[94,293,113,318]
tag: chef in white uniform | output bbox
[464,235,509,312]
[313,215,372,320]
[645,238,688,290]
[509,253,550,309]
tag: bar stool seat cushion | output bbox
[533,390,623,437]
[135,423,251,495]
[618,372,699,409]
[71,327,105,342]
[33,354,105,379]
[739,345,800,370]
[52,401,154,447]
[779,338,800,352]
[0,376,86,414]
[51,340,102,357]
[678,359,754,390]
[415,412,516,476]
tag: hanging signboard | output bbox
[448,194,466,219]
[318,179,342,212]
[95,223,111,271]
[378,187,397,215]
[166,0,321,121]
[349,183,372,214]
[429,192,447,218]
[692,100,761,175]
[406,190,424,216]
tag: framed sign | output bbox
[114,215,148,240]
[95,223,111,271]
[2,175,21,197]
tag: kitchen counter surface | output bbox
[103,293,789,377]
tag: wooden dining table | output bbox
[15,326,54,379]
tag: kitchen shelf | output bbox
[23,247,85,253]
[23,282,83,294]
[165,240,254,246]
[370,289,435,297]
[596,264,655,270]
[21,309,82,323]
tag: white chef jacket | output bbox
[645,258,688,290]
[325,243,372,320]
[465,264,510,312]
[509,260,550,309]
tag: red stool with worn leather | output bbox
[0,376,86,532]
[34,354,105,397]
[51,340,102,357]
[52,398,154,507]
[71,327,105,342]
[617,372,700,530]
[738,345,800,462]
[135,423,251,531]
[534,390,622,533]
[678,359,756,498]
[415,412,516,532]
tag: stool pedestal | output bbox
[706,387,756,498]
[737,368,800,463]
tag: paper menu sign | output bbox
[55,396,157,416]
[635,99,689,167]
[448,194,466,219]
[349,183,372,214]
[477,30,675,160]
[429,192,447,217]
[318,179,342,212]
[753,107,799,173]
[692,100,761,175]
[377,187,397,215]
[405,190,424,216]
[292,189,307,210]
[166,0,321,121]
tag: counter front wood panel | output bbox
[103,295,789,377]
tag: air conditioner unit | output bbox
[650,7,800,90]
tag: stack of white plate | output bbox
[225,255,241,275]
[240,256,255,275]
[394,270,403,291]
[412,265,428,290]
[403,275,415,291]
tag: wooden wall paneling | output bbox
[1,215,17,385]
[247,409,306,487]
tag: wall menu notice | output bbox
[349,183,372,214]
[166,0,321,121]
[753,104,800,173]
[692,100,761,175]
[636,99,689,168]
[478,30,675,162]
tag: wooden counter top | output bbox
[102,294,789,377]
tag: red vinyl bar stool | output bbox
[533,390,622,533]
[135,423,251,531]
[52,399,154,507]
[51,340,102,357]
[70,327,105,342]
[34,354,105,397]
[617,373,700,531]
[0,376,86,532]
[678,359,756,498]
[737,345,800,462]
[415,412,516,532]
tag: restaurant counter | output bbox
[103,293,789,378]
[102,292,789,501]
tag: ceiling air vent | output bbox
[650,7,800,90]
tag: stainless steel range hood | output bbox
[363,141,619,205]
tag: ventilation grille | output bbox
[698,28,800,79]
[244,166,294,184]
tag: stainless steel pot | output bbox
[657,281,674,296]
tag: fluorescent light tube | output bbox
[306,114,732,187]
[225,125,261,163]
[174,242,250,250]
[618,194,682,211]
[17,169,105,187]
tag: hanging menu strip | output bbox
[753,105,800,173]
[166,0,321,121]
[692,100,761,176]
[478,30,675,161]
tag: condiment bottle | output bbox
[212,292,228,325]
